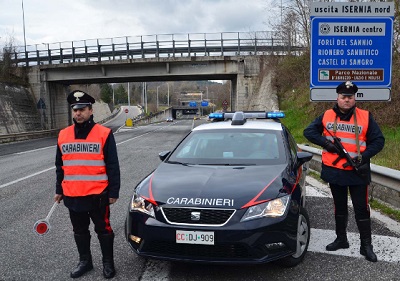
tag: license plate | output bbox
[176,230,214,245]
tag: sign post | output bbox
[222,100,228,111]
[310,2,394,101]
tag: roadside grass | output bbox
[374,126,400,170]
[369,199,400,222]
[308,170,325,184]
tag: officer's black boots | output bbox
[326,215,350,251]
[98,233,116,279]
[357,218,378,262]
[70,234,93,278]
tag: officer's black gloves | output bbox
[352,155,363,165]
[323,140,339,154]
[352,155,368,167]
[352,155,369,177]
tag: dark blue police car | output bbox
[125,111,313,267]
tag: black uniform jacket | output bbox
[303,104,385,185]
[55,115,121,212]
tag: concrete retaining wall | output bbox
[0,81,112,135]
[0,83,42,134]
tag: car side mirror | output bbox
[295,151,313,169]
[159,151,170,161]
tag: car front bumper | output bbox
[125,207,300,264]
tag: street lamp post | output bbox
[167,83,170,107]
[22,0,27,55]
[111,83,115,106]
[156,86,160,111]
[144,82,147,114]
[127,82,131,107]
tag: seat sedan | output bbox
[125,111,313,267]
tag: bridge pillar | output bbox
[28,67,70,130]
[232,56,261,111]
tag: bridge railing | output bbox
[6,31,303,67]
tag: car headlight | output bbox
[241,195,290,222]
[130,193,155,217]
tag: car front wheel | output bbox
[276,207,310,267]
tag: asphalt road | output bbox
[0,119,399,281]
[105,105,141,132]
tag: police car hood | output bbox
[145,163,289,209]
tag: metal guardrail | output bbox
[0,129,60,143]
[5,31,303,67]
[299,144,400,208]
[97,108,120,125]
[0,111,120,143]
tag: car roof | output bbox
[193,119,283,131]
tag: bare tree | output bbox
[1,35,18,81]
[266,0,314,51]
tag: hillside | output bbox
[269,52,400,170]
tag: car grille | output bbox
[161,207,235,226]
[144,241,256,259]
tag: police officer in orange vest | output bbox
[54,90,120,278]
[303,81,384,262]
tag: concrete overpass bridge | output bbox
[7,31,302,130]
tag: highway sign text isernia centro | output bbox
[310,2,394,101]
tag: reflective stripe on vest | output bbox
[322,108,369,170]
[63,174,109,181]
[58,124,111,197]
[63,160,106,166]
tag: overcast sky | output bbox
[0,0,280,49]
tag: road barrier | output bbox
[0,110,120,143]
[299,144,400,209]
[0,129,60,143]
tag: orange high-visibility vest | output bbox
[58,124,110,196]
[322,108,369,170]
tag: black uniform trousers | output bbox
[329,183,370,221]
[69,204,113,235]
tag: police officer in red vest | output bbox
[54,90,120,278]
[303,81,385,262]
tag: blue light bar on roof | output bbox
[209,112,224,119]
[267,111,285,119]
[208,111,285,121]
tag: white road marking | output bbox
[309,228,400,263]
[306,178,332,198]
[306,178,400,235]
[0,166,55,189]
[306,176,400,262]
[15,145,55,155]
[116,131,153,145]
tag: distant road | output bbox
[103,105,141,132]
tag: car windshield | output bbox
[167,129,286,166]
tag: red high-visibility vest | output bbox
[58,124,110,196]
[322,108,369,170]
